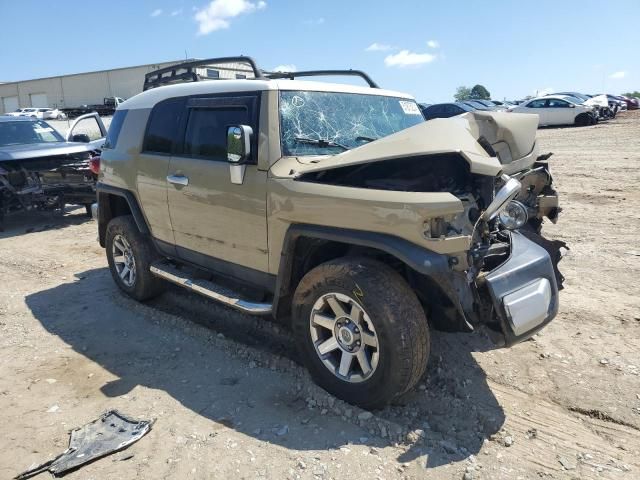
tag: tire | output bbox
[292,257,430,409]
[105,215,164,301]
[84,204,92,217]
[575,113,591,127]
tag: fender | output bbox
[96,182,150,246]
[273,224,474,331]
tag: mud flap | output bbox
[519,230,568,290]
[14,410,152,479]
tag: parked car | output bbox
[4,108,29,117]
[462,100,497,111]
[94,56,564,408]
[38,108,67,120]
[419,102,476,120]
[0,114,106,227]
[620,96,639,110]
[18,108,39,117]
[509,96,597,126]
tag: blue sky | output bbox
[1,0,638,102]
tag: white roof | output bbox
[120,79,414,110]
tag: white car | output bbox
[40,108,67,120]
[509,95,596,126]
[4,108,29,117]
[18,108,39,117]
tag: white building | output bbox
[0,59,255,114]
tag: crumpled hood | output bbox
[0,142,94,161]
[270,111,539,178]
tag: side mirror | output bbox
[568,104,576,108]
[227,125,253,164]
[71,133,91,143]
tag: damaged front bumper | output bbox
[479,230,560,346]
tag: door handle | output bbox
[167,174,189,186]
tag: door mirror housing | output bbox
[227,125,253,164]
[71,133,91,143]
[568,103,576,108]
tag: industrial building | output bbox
[0,59,256,114]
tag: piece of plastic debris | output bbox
[14,410,152,479]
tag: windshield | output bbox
[0,120,64,147]
[279,90,424,156]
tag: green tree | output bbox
[454,86,472,101]
[470,84,491,100]
[622,91,640,98]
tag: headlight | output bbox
[498,200,528,230]
[481,174,522,221]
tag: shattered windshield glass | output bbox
[279,91,424,156]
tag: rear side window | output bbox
[103,109,127,149]
[143,97,184,154]
[183,107,249,161]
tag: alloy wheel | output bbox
[309,292,379,383]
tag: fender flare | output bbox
[273,224,474,330]
[96,183,150,246]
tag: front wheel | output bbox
[292,257,430,409]
[105,215,164,301]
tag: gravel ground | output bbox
[0,112,639,479]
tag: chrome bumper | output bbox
[484,230,559,346]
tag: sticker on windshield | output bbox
[34,127,54,133]
[399,101,421,115]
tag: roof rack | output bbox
[143,56,265,91]
[264,70,379,88]
[143,56,380,91]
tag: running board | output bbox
[150,261,272,315]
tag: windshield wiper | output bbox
[293,136,349,151]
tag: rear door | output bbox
[166,94,270,279]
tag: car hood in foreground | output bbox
[0,142,95,161]
[271,111,539,178]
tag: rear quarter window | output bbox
[143,97,185,154]
[103,109,127,149]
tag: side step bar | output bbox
[150,261,272,315]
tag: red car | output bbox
[619,95,639,110]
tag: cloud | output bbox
[384,50,436,67]
[365,42,393,52]
[609,71,626,79]
[427,40,439,49]
[194,0,267,35]
[150,9,163,17]
[273,64,297,72]
[171,8,183,16]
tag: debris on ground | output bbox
[15,410,152,479]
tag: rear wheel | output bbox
[105,215,164,301]
[292,257,430,409]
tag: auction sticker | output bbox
[399,100,421,115]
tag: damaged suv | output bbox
[0,114,106,227]
[95,57,564,408]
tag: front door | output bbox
[166,94,270,279]
[545,98,574,125]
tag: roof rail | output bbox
[265,70,379,88]
[142,56,380,90]
[143,56,265,91]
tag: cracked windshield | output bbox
[279,91,424,156]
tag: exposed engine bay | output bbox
[0,151,97,227]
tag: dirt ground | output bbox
[1,112,639,480]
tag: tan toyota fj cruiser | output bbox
[95,57,564,408]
